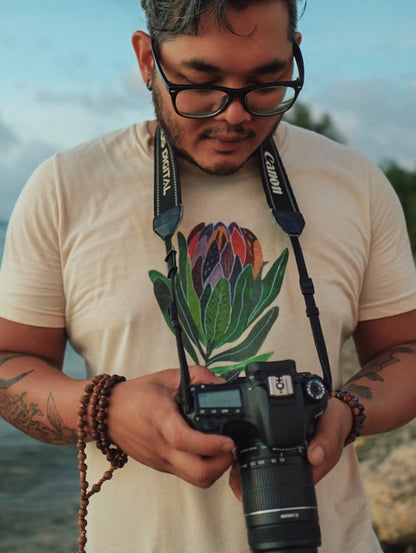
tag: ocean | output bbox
[0,220,83,553]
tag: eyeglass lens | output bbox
[175,86,296,118]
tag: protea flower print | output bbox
[149,222,288,376]
[188,222,263,300]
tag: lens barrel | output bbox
[237,441,320,553]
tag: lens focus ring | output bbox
[237,442,320,553]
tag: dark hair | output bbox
[140,0,306,43]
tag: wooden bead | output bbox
[76,374,127,553]
[331,389,366,445]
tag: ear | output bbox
[131,31,154,87]
[295,32,302,46]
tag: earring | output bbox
[146,79,152,91]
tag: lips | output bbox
[201,126,255,142]
[203,130,254,152]
[210,137,247,153]
[210,134,247,142]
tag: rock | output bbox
[340,339,416,550]
[357,420,416,549]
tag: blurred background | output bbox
[1,1,415,552]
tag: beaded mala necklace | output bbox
[77,374,128,553]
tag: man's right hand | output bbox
[0,318,235,488]
[107,366,236,488]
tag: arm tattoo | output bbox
[0,357,77,444]
[345,383,373,400]
[0,371,34,390]
[0,352,58,370]
[0,353,29,369]
[0,389,77,444]
[346,342,416,400]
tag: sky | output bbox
[1,0,415,220]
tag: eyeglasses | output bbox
[151,39,304,119]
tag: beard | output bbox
[152,83,280,176]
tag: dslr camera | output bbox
[181,360,328,553]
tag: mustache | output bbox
[200,125,256,139]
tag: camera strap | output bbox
[153,126,332,394]
[153,126,192,409]
[258,137,332,390]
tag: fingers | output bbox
[140,409,234,488]
[307,397,352,483]
[165,447,234,488]
[160,408,234,457]
[107,368,236,488]
[308,436,339,484]
[147,371,235,457]
[188,364,227,385]
[157,400,235,487]
[228,459,242,501]
[308,443,325,468]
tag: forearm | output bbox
[0,352,88,444]
[343,340,416,435]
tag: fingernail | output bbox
[222,441,234,453]
[310,445,325,466]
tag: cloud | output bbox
[36,89,135,115]
[0,118,19,151]
[2,67,414,223]
[309,78,416,169]
[0,64,153,222]
[0,115,57,221]
[34,67,152,117]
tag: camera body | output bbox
[181,360,328,553]
[183,360,327,449]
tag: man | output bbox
[0,1,415,552]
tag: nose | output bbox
[215,96,252,125]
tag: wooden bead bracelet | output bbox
[77,374,128,553]
[331,389,366,445]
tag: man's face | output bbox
[150,2,297,175]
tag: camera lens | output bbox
[237,440,320,553]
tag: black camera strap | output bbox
[153,126,193,409]
[258,137,332,391]
[153,126,332,402]
[153,125,183,241]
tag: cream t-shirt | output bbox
[1,122,416,553]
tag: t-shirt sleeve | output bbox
[0,156,66,327]
[358,162,416,321]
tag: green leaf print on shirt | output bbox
[149,222,288,377]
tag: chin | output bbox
[179,144,257,176]
[201,160,246,176]
[185,153,251,176]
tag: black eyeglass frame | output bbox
[151,38,304,119]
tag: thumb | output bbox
[308,443,325,467]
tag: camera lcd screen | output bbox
[198,388,242,408]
